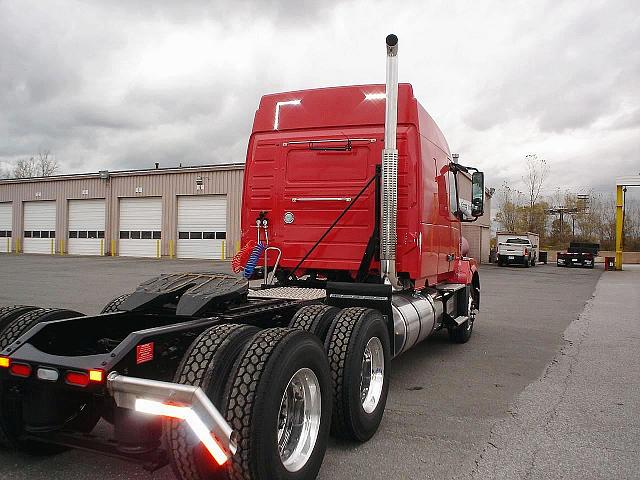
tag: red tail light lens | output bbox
[65,371,90,387]
[10,363,32,378]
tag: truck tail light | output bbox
[65,371,90,387]
[0,356,9,368]
[10,363,32,378]
[524,248,528,255]
[135,398,228,465]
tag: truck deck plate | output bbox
[248,287,326,301]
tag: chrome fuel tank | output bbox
[391,292,442,357]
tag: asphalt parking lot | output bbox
[0,256,606,479]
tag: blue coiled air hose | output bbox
[243,242,266,279]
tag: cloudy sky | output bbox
[1,0,638,197]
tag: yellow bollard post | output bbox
[60,238,64,255]
[51,238,54,255]
[169,239,174,259]
[6,238,9,253]
[111,239,116,257]
[221,240,226,260]
[100,239,104,256]
[235,240,240,254]
[615,184,624,271]
[156,239,160,259]
[16,238,20,254]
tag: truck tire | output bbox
[166,323,259,480]
[324,307,390,442]
[288,304,341,342]
[449,289,477,344]
[0,305,38,333]
[523,257,530,268]
[0,308,86,452]
[222,328,331,480]
[0,308,84,351]
[100,293,131,313]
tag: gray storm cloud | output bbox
[1,0,638,196]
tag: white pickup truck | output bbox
[497,232,539,267]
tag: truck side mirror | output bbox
[471,171,484,217]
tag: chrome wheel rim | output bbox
[277,368,321,472]
[360,337,384,414]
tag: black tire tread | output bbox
[0,308,82,351]
[289,304,340,341]
[324,307,370,439]
[225,328,296,480]
[0,306,38,333]
[167,323,258,480]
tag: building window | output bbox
[119,231,130,239]
[178,231,189,239]
[152,231,161,239]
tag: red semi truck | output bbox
[0,35,485,480]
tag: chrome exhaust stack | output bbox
[380,34,402,290]
[107,372,237,465]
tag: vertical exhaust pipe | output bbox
[381,34,402,290]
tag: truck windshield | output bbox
[506,239,531,244]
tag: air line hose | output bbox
[242,242,266,279]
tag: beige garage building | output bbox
[0,163,492,263]
[0,164,244,259]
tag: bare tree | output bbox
[495,180,524,232]
[523,154,548,230]
[11,150,59,178]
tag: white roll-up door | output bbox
[119,197,162,257]
[23,201,56,254]
[177,195,227,259]
[0,203,12,253]
[68,199,106,256]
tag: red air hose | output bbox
[232,241,257,273]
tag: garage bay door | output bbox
[23,201,56,254]
[119,197,162,257]
[177,195,227,259]
[0,203,11,253]
[68,199,106,256]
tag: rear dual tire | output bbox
[324,307,390,442]
[168,326,332,480]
